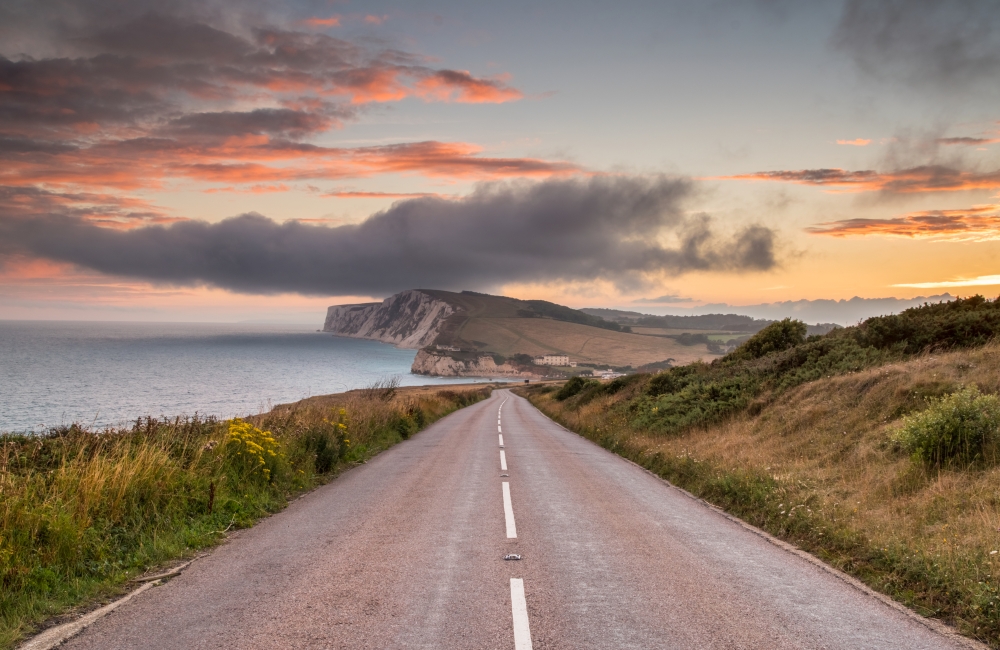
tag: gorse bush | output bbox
[893,386,1000,466]
[724,318,806,362]
[555,376,599,401]
[620,295,1000,436]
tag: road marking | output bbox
[500,450,507,471]
[498,424,502,432]
[510,578,533,649]
[502,482,517,538]
[499,433,504,447]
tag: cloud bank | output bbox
[833,0,1000,92]
[807,204,1000,241]
[0,176,779,296]
[0,2,565,209]
[729,166,1000,194]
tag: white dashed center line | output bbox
[497,396,531,647]
[510,578,533,649]
[502,481,517,538]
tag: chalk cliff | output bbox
[323,290,454,349]
[411,349,538,378]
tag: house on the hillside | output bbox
[533,354,569,366]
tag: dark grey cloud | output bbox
[83,12,255,61]
[937,136,997,146]
[832,0,1000,90]
[0,177,779,295]
[165,108,353,139]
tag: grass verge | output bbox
[518,347,1000,646]
[0,383,492,649]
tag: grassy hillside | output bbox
[421,290,721,368]
[458,317,715,367]
[519,295,1000,645]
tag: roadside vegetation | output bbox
[520,296,1000,646]
[0,383,491,649]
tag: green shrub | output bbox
[893,386,1000,466]
[556,376,598,401]
[725,318,807,362]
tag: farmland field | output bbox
[457,317,720,367]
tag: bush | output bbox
[725,318,807,362]
[893,386,1000,466]
[556,376,598,401]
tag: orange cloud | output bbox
[203,183,292,194]
[0,139,581,192]
[301,16,341,27]
[415,71,523,104]
[806,204,1000,241]
[0,256,77,280]
[725,166,1000,193]
[323,190,446,199]
[836,138,871,146]
[364,15,388,25]
[0,186,183,229]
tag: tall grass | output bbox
[520,346,1000,645]
[0,385,491,649]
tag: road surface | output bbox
[59,389,976,649]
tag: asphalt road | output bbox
[60,389,977,649]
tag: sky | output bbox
[2,0,1000,323]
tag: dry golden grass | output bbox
[458,317,719,366]
[655,347,1000,558]
[554,345,1000,560]
[525,344,1000,643]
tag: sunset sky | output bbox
[2,0,1000,322]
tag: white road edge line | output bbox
[502,481,517,538]
[500,450,507,471]
[499,433,504,447]
[498,425,502,432]
[510,578,533,650]
[17,553,202,650]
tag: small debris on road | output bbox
[504,554,521,561]
[501,473,509,477]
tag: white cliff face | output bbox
[323,290,455,349]
[411,349,539,378]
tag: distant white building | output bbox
[435,344,462,352]
[534,354,570,366]
[600,369,625,380]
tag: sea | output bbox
[0,320,492,433]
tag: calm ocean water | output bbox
[0,321,488,433]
